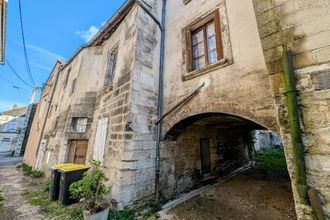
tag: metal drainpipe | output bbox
[34,64,63,169]
[155,0,166,203]
[282,49,326,219]
[135,0,166,202]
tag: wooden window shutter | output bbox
[186,28,193,72]
[213,10,224,60]
[93,118,108,163]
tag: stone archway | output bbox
[159,112,287,201]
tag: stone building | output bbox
[23,61,63,167]
[34,0,330,218]
[0,105,27,153]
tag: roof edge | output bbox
[61,0,135,70]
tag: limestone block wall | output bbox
[252,0,330,218]
[85,1,162,208]
[160,125,252,200]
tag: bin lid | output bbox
[50,163,75,170]
[58,164,91,172]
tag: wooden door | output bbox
[200,138,211,175]
[67,140,88,164]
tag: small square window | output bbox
[186,10,224,72]
[105,47,118,86]
[71,117,88,133]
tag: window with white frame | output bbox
[93,118,108,163]
[71,117,88,133]
[1,138,11,144]
[105,47,118,86]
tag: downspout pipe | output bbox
[282,49,325,220]
[155,0,166,203]
[34,64,63,169]
[282,49,308,203]
[135,0,166,202]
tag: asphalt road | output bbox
[0,153,22,166]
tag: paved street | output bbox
[0,155,44,220]
[0,152,23,166]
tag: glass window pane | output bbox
[193,56,206,70]
[192,30,204,46]
[207,35,217,51]
[207,33,218,64]
[208,50,218,64]
[207,23,215,37]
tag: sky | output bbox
[0,0,126,112]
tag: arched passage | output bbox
[164,112,267,141]
[159,112,289,203]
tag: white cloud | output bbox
[26,44,66,61]
[76,25,100,43]
[30,62,52,72]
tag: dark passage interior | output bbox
[160,113,287,199]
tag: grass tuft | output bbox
[23,190,83,220]
[254,149,288,175]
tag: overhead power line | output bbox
[0,73,30,93]
[18,0,36,86]
[6,59,34,88]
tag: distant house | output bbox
[0,0,8,64]
[0,105,28,153]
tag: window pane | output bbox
[207,23,215,37]
[192,30,204,46]
[193,56,206,70]
[207,35,218,64]
[209,50,218,64]
[192,30,206,71]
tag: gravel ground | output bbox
[0,165,45,220]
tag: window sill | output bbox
[99,84,113,95]
[67,131,86,134]
[183,58,233,81]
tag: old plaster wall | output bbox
[38,46,103,172]
[162,0,278,136]
[160,0,279,202]
[23,61,62,167]
[252,0,330,218]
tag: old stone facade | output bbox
[33,0,330,218]
[35,0,162,208]
[23,61,63,167]
[252,0,330,218]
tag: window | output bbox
[1,138,11,144]
[71,78,77,95]
[93,118,108,163]
[63,68,71,88]
[186,10,223,72]
[105,47,118,86]
[71,117,88,133]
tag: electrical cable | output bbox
[18,0,36,86]
[0,74,30,93]
[6,59,34,88]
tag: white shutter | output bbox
[93,118,108,163]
